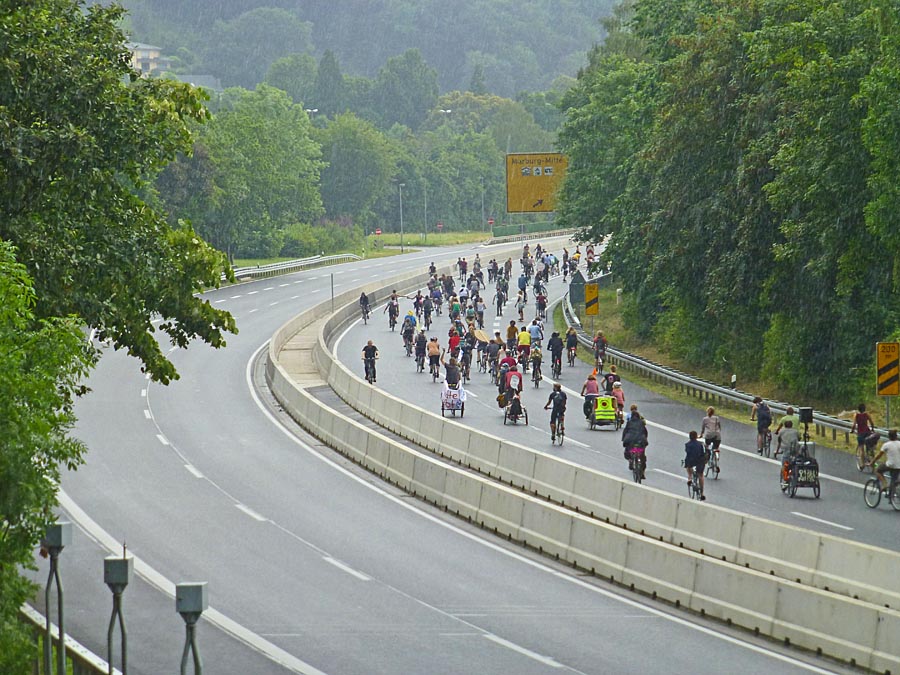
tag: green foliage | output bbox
[203,8,314,89]
[557,0,900,402]
[166,85,324,260]
[370,50,439,131]
[121,0,613,97]
[317,114,398,224]
[281,221,363,258]
[0,0,235,385]
[0,241,96,671]
[265,53,319,105]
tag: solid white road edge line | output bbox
[248,340,838,675]
[322,557,371,581]
[56,491,330,675]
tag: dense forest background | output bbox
[556,0,900,402]
[117,0,612,96]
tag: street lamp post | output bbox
[480,176,485,232]
[398,183,405,254]
[423,179,427,245]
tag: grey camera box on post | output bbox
[43,521,73,549]
[176,582,208,614]
[104,555,133,587]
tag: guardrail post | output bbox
[42,521,72,675]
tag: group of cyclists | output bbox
[355,242,900,501]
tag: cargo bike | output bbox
[780,434,820,499]
[440,381,466,417]
[585,395,621,431]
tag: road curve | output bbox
[36,240,850,674]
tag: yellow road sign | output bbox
[585,283,599,316]
[877,342,900,396]
[506,153,568,213]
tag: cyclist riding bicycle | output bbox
[361,340,379,383]
[359,292,370,316]
[774,406,800,456]
[592,331,607,371]
[440,352,461,387]
[527,319,543,350]
[384,298,399,325]
[611,381,625,422]
[547,332,564,375]
[530,346,543,381]
[544,383,567,442]
[700,406,722,464]
[750,397,772,454]
[684,430,707,500]
[565,328,578,364]
[414,329,427,363]
[621,405,648,477]
[870,429,900,490]
[581,372,600,419]
[516,326,531,371]
[426,337,442,376]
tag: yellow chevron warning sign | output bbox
[877,342,900,396]
[585,283,599,316]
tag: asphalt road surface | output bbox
[33,239,855,675]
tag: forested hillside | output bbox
[556,0,900,403]
[117,0,612,96]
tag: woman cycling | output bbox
[699,406,722,470]
[581,372,600,420]
[621,405,648,477]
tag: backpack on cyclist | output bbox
[756,402,772,427]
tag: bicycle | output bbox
[532,361,542,388]
[629,448,644,484]
[704,440,720,479]
[461,352,472,384]
[404,335,413,357]
[389,313,397,331]
[567,346,577,367]
[759,429,772,457]
[551,355,562,379]
[361,305,370,324]
[424,312,432,331]
[856,433,879,472]
[552,416,565,446]
[489,359,499,385]
[683,460,703,500]
[364,357,377,384]
[430,359,440,382]
[416,352,425,373]
[863,469,900,510]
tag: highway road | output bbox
[333,264,899,552]
[33,239,853,674]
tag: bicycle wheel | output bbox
[633,461,642,484]
[863,479,882,508]
[763,433,772,458]
[856,447,867,472]
[890,482,900,512]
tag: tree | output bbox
[265,53,319,105]
[314,50,347,117]
[370,49,439,130]
[0,0,235,385]
[317,114,398,224]
[199,85,324,259]
[203,8,314,89]
[0,241,95,672]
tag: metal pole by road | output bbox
[42,522,72,675]
[423,180,427,245]
[399,182,405,253]
[481,176,485,232]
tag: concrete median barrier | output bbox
[688,557,778,635]
[621,535,696,608]
[735,516,819,583]
[568,469,623,522]
[476,482,524,538]
[519,498,574,559]
[615,482,677,540]
[671,499,743,561]
[813,537,900,610]
[530,453,577,506]
[496,440,536,492]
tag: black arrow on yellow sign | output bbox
[532,199,544,208]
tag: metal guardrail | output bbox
[19,604,117,675]
[485,228,575,245]
[226,253,361,282]
[561,286,856,445]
